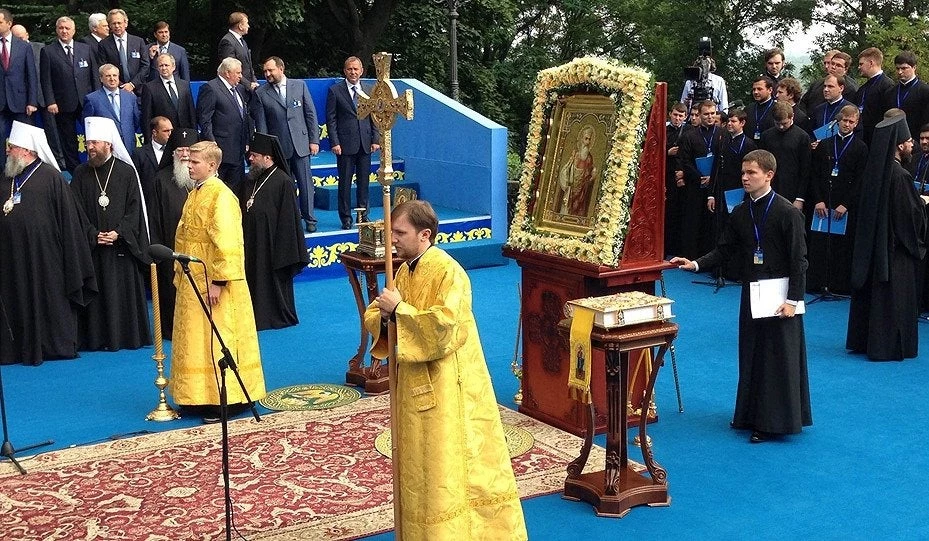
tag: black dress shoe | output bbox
[304,221,317,233]
[750,431,769,443]
[341,223,352,230]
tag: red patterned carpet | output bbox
[0,395,614,540]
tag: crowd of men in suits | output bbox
[665,45,929,361]
[1,7,380,367]
[0,8,380,234]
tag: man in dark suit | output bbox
[12,22,65,171]
[197,57,253,187]
[95,9,148,94]
[140,53,195,144]
[82,63,140,155]
[147,21,189,82]
[881,50,929,141]
[326,56,381,229]
[254,56,320,232]
[0,8,39,172]
[81,12,108,56]
[133,115,172,212]
[41,16,98,173]
[217,12,257,90]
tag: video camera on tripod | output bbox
[683,37,716,108]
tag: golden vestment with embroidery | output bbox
[364,247,527,541]
[169,176,266,406]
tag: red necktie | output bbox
[1,37,9,71]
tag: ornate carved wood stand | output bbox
[559,319,677,517]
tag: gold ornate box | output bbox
[564,291,673,329]
[357,220,387,258]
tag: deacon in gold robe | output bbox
[169,140,266,420]
[365,200,527,541]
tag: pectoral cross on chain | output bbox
[356,52,414,188]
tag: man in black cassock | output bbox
[744,77,776,142]
[807,105,868,294]
[0,121,96,365]
[881,51,929,143]
[664,102,688,257]
[910,124,929,314]
[150,127,198,339]
[676,100,724,259]
[760,102,811,211]
[238,132,309,330]
[847,114,928,360]
[70,116,151,351]
[673,149,811,443]
[707,107,757,280]
[855,48,894,145]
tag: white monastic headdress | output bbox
[83,116,151,240]
[8,121,61,172]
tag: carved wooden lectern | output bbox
[558,319,677,517]
[504,81,672,436]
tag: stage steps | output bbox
[297,205,505,281]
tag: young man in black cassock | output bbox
[0,122,96,365]
[675,100,724,259]
[855,48,894,145]
[673,149,811,443]
[881,51,929,143]
[760,102,811,211]
[707,107,756,280]
[70,117,151,351]
[847,115,928,360]
[664,102,688,257]
[238,132,310,330]
[150,128,199,339]
[807,105,868,294]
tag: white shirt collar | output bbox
[153,140,165,152]
[162,76,176,85]
[229,30,244,40]
[345,79,360,92]
[751,187,773,202]
[59,39,74,48]
[279,76,287,88]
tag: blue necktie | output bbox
[118,37,129,81]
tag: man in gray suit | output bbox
[254,56,319,232]
[326,56,380,229]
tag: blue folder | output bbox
[914,181,929,195]
[695,155,714,177]
[811,211,848,235]
[813,121,838,141]
[724,188,744,213]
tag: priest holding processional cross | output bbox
[360,52,527,540]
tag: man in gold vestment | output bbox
[169,140,266,421]
[365,200,527,540]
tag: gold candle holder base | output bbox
[147,401,180,422]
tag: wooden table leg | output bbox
[362,269,390,394]
[344,266,368,387]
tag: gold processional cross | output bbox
[355,51,413,539]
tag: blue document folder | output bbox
[813,121,838,141]
[695,155,714,177]
[811,211,848,235]
[724,188,744,213]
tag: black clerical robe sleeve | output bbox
[890,167,928,261]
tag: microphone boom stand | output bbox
[0,295,54,475]
[179,260,260,541]
[809,167,849,304]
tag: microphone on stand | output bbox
[149,243,202,264]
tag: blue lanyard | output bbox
[897,78,919,108]
[702,126,717,154]
[832,134,854,171]
[823,99,845,126]
[917,154,929,181]
[755,99,774,126]
[858,73,884,107]
[14,161,40,191]
[729,133,746,155]
[748,191,776,251]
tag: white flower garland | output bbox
[507,57,654,266]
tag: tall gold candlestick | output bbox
[146,262,180,421]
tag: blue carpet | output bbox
[2,263,928,539]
